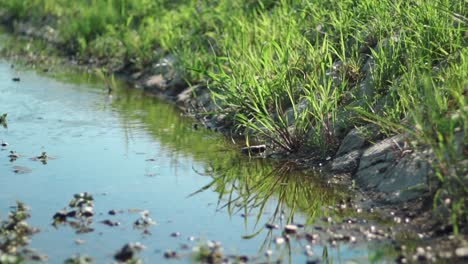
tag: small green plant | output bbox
[0,113,7,128]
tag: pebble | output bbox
[275,237,285,245]
[100,219,120,227]
[455,247,468,258]
[164,250,178,259]
[265,223,279,229]
[284,224,298,234]
[75,239,86,245]
[171,232,181,237]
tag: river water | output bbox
[0,60,394,263]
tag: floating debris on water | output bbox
[114,242,145,263]
[284,224,299,234]
[171,232,181,237]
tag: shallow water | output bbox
[0,60,394,263]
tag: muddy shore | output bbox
[1,12,467,263]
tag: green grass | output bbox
[0,0,466,231]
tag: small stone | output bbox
[284,224,298,234]
[108,210,117,215]
[416,247,425,255]
[75,239,85,245]
[275,237,285,245]
[438,251,453,259]
[265,223,279,229]
[81,206,94,217]
[114,243,145,262]
[239,255,249,262]
[455,247,468,258]
[305,249,314,256]
[265,250,273,257]
[396,255,407,264]
[53,210,68,221]
[164,250,178,259]
[171,232,181,237]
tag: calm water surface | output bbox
[0,60,393,263]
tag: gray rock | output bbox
[358,135,404,170]
[356,161,393,189]
[331,149,362,173]
[355,135,432,203]
[336,128,367,156]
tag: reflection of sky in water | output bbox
[0,61,387,263]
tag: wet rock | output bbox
[305,233,319,242]
[142,56,186,96]
[100,219,119,227]
[284,224,298,234]
[53,210,68,222]
[164,250,178,259]
[238,255,249,262]
[108,210,117,215]
[134,210,156,229]
[66,210,77,218]
[80,206,94,218]
[114,242,145,262]
[265,223,279,229]
[12,77,20,82]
